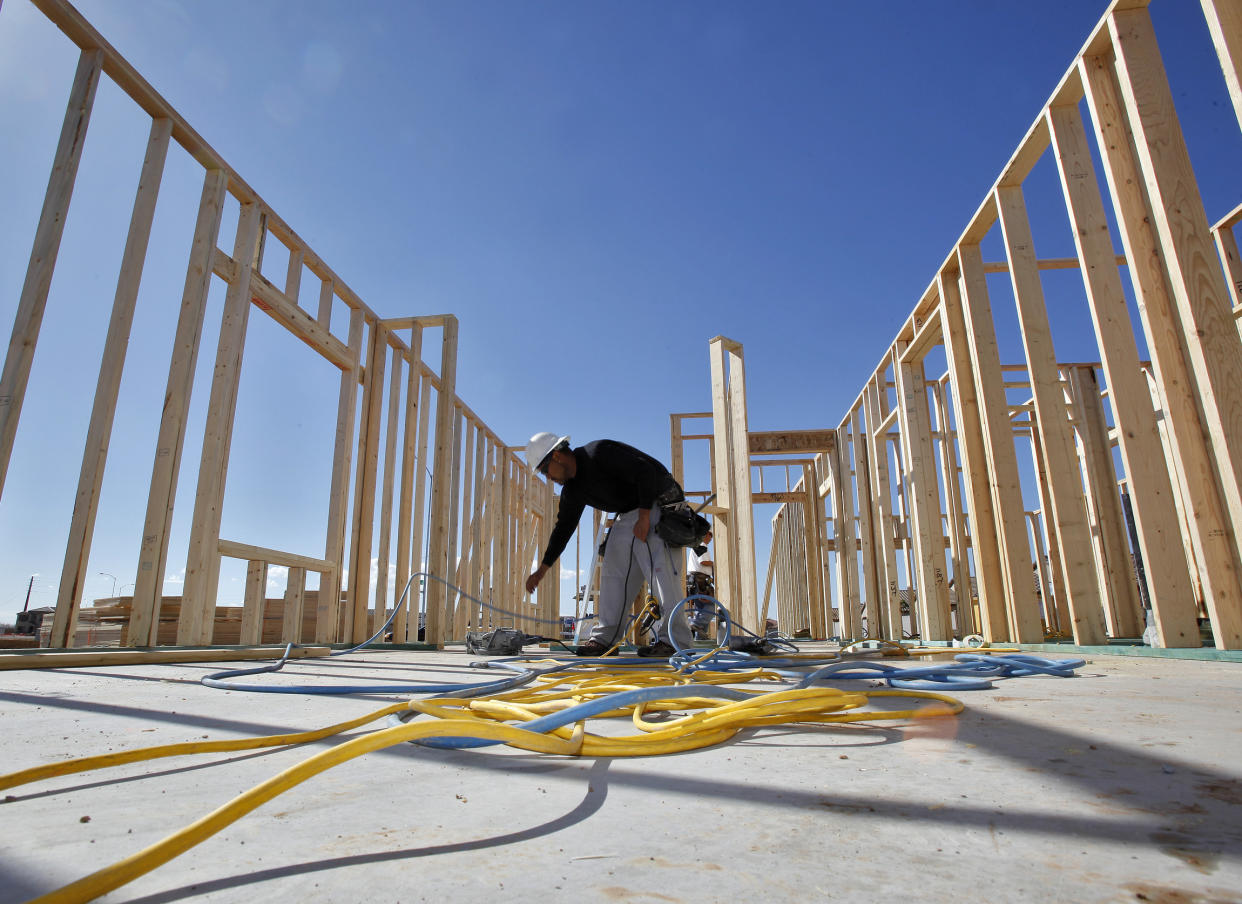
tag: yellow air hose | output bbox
[7,663,962,904]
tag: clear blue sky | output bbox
[0,0,1237,618]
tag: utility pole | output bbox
[22,575,33,613]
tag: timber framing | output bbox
[5,0,553,651]
[4,0,1241,657]
[740,0,1242,649]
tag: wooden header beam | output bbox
[747,430,836,456]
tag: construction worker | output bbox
[524,432,691,657]
[685,530,715,641]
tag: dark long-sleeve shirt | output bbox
[540,439,680,567]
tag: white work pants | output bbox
[590,507,691,648]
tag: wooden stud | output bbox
[281,566,306,643]
[828,436,859,639]
[669,414,688,586]
[445,409,464,638]
[1202,0,1242,133]
[316,278,334,331]
[239,559,268,646]
[178,202,263,645]
[0,50,104,502]
[451,417,473,638]
[514,459,532,630]
[480,444,501,626]
[956,244,1044,642]
[469,433,489,611]
[778,512,790,632]
[514,456,527,621]
[894,341,953,640]
[488,446,503,618]
[1065,366,1144,637]
[850,409,881,636]
[373,350,403,618]
[284,248,303,306]
[1024,509,1055,632]
[725,343,759,631]
[1112,8,1242,578]
[131,168,227,646]
[53,117,174,648]
[788,511,802,634]
[670,414,684,487]
[791,502,810,631]
[772,509,788,631]
[347,324,387,643]
[995,184,1107,644]
[801,462,826,638]
[424,317,460,647]
[759,510,779,626]
[888,432,919,639]
[863,379,903,640]
[498,453,513,628]
[318,307,363,643]
[1213,222,1242,313]
[1047,98,1201,647]
[945,271,1002,643]
[392,330,422,642]
[467,427,486,633]
[820,498,836,636]
[929,378,975,636]
[1144,366,1208,622]
[707,339,737,627]
[521,462,536,630]
[542,471,559,634]
[1082,47,1242,649]
[406,374,434,639]
[1025,429,1071,635]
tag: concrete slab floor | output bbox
[1,648,1240,904]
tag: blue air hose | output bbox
[796,653,1085,691]
[402,682,761,749]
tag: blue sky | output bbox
[0,0,1237,619]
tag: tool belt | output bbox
[653,485,711,548]
[686,572,714,595]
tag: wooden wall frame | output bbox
[7,1,551,652]
[746,0,1242,649]
[7,0,1242,653]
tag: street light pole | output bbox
[99,572,117,597]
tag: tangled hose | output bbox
[6,659,963,904]
[6,580,1083,903]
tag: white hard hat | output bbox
[527,431,570,472]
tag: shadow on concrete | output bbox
[6,660,1242,902]
[0,860,44,904]
[89,759,614,904]
[17,696,1240,904]
[2,746,292,804]
[42,656,522,680]
[0,690,416,743]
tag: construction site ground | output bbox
[2,646,1240,903]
